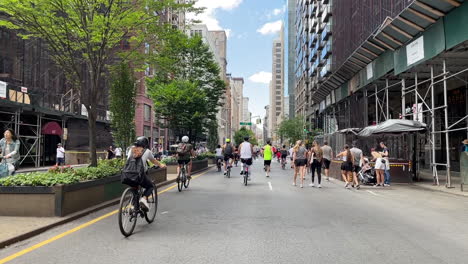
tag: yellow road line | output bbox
[0,169,212,264]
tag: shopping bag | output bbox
[0,161,9,178]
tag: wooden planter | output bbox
[165,159,209,174]
[0,167,167,217]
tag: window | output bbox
[144,104,151,122]
[144,126,151,138]
[275,43,281,47]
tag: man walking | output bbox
[350,142,363,189]
[380,142,390,186]
[56,143,65,166]
[321,142,333,181]
[263,141,273,177]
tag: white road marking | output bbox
[268,182,273,191]
[367,190,380,196]
[161,211,169,215]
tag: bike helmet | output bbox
[226,138,231,143]
[182,136,189,143]
[244,136,250,141]
[134,136,149,148]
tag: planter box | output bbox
[0,167,167,217]
[166,159,209,174]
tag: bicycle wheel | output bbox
[177,169,184,192]
[144,186,158,223]
[184,167,190,188]
[244,170,248,186]
[118,188,137,237]
[227,168,230,178]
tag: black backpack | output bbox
[224,144,233,155]
[121,153,145,186]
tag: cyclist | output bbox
[239,136,253,181]
[280,145,288,167]
[215,144,223,170]
[263,141,273,177]
[126,136,166,210]
[176,136,196,180]
[233,145,240,166]
[222,138,234,175]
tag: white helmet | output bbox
[182,136,189,143]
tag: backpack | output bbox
[224,144,233,155]
[121,150,145,186]
[177,143,189,155]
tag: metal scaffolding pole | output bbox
[443,60,452,188]
[375,85,378,124]
[430,65,439,186]
[386,79,389,119]
[402,79,406,120]
[415,73,419,121]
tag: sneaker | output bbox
[248,177,251,181]
[373,184,380,187]
[344,182,349,188]
[309,183,315,187]
[266,174,270,177]
[300,184,303,188]
[318,184,322,188]
[223,171,227,175]
[187,175,192,180]
[292,182,296,186]
[356,185,360,190]
[139,198,149,212]
[240,171,244,175]
[383,184,390,187]
[326,177,330,181]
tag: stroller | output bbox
[358,158,377,185]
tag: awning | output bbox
[358,119,426,137]
[41,121,63,135]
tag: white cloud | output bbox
[248,71,272,84]
[257,20,283,35]
[187,0,242,33]
[225,29,232,39]
[266,5,286,19]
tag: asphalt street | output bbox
[2,159,468,264]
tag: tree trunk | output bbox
[88,107,98,167]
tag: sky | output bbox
[189,0,288,120]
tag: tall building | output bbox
[284,96,290,120]
[296,0,468,177]
[287,0,296,118]
[187,24,229,143]
[242,97,250,123]
[269,23,285,142]
[263,105,271,143]
[230,77,244,137]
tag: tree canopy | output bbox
[277,116,306,145]
[233,127,258,146]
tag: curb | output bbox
[406,183,468,198]
[0,167,213,249]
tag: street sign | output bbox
[240,122,252,126]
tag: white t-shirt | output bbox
[114,147,122,157]
[288,148,294,157]
[215,148,223,156]
[56,147,65,158]
[240,142,252,159]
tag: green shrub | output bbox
[161,157,177,164]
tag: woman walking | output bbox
[371,148,385,187]
[292,140,308,188]
[336,144,354,188]
[0,129,20,176]
[309,141,323,188]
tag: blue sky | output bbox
[191,0,287,119]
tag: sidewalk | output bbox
[410,169,468,197]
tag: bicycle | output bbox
[242,162,250,186]
[177,162,191,192]
[216,158,222,172]
[281,157,286,170]
[226,160,231,178]
[118,180,158,237]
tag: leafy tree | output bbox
[277,116,306,145]
[147,31,225,141]
[0,0,196,166]
[207,119,219,152]
[234,127,258,146]
[109,63,136,154]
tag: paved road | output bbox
[2,159,468,264]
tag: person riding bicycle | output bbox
[177,136,196,180]
[215,144,223,169]
[280,145,288,164]
[222,138,234,175]
[239,136,254,180]
[126,136,166,210]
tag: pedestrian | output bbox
[309,141,323,188]
[107,146,115,159]
[462,139,468,152]
[336,145,354,189]
[292,140,308,188]
[289,145,294,168]
[380,142,390,187]
[350,142,363,189]
[262,141,273,177]
[56,143,66,166]
[321,141,333,181]
[0,129,20,176]
[114,146,122,159]
[371,147,385,187]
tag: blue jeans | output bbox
[384,170,391,185]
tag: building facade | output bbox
[242,97,250,123]
[230,77,244,137]
[287,0,297,119]
[269,24,285,142]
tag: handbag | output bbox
[0,160,9,178]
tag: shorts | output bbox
[241,158,253,166]
[264,160,272,166]
[353,165,361,173]
[57,157,65,165]
[281,154,287,159]
[341,162,353,172]
[323,159,331,169]
[178,159,191,165]
[224,154,233,161]
[295,159,307,167]
[375,158,386,170]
